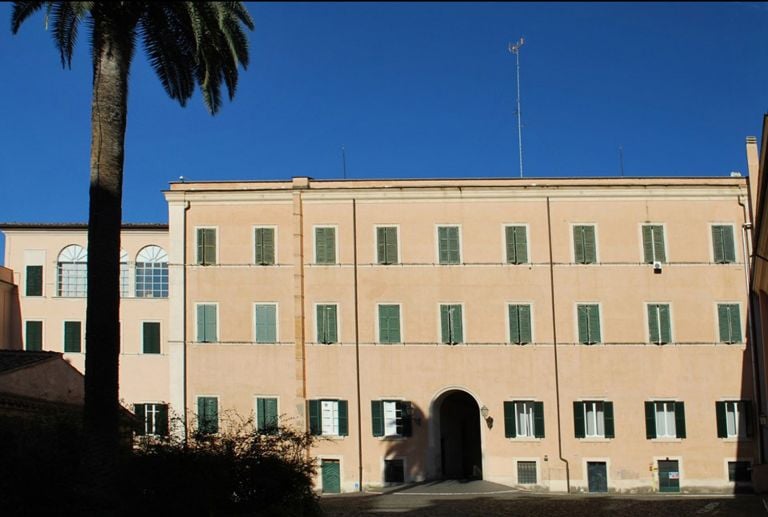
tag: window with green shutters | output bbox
[440,304,463,344]
[256,397,279,433]
[63,321,81,353]
[645,401,686,439]
[196,304,218,343]
[505,226,528,264]
[647,304,672,345]
[134,403,169,436]
[503,401,545,438]
[378,305,401,344]
[254,227,276,265]
[437,226,461,264]
[254,304,278,343]
[371,400,413,437]
[315,227,337,264]
[197,396,219,434]
[317,304,338,344]
[715,400,753,439]
[712,225,736,263]
[377,227,399,265]
[25,321,43,351]
[26,265,43,296]
[577,304,601,344]
[642,225,666,263]
[142,321,161,354]
[573,401,614,439]
[308,399,348,436]
[573,225,597,264]
[717,304,742,343]
[508,304,532,344]
[196,228,217,265]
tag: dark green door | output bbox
[321,459,341,494]
[587,462,608,493]
[658,460,680,493]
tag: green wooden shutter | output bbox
[648,305,660,344]
[257,398,267,430]
[653,226,666,262]
[744,401,754,438]
[64,321,81,352]
[400,401,413,437]
[574,226,585,263]
[533,401,545,438]
[730,305,742,343]
[519,305,532,344]
[198,397,218,434]
[509,305,520,343]
[712,226,724,263]
[255,228,275,265]
[674,402,686,439]
[371,400,384,437]
[588,306,601,343]
[377,227,398,265]
[642,226,654,263]
[718,304,730,342]
[197,229,216,265]
[197,305,217,342]
[255,304,277,343]
[379,305,400,344]
[441,305,462,344]
[134,404,147,435]
[577,306,589,344]
[308,400,321,435]
[452,306,463,343]
[573,401,585,438]
[583,226,596,263]
[257,397,278,431]
[338,400,349,436]
[25,321,43,351]
[715,401,727,438]
[723,226,735,262]
[317,305,338,344]
[439,227,459,264]
[505,226,516,264]
[659,305,671,344]
[157,404,169,436]
[604,402,615,438]
[197,229,205,264]
[440,305,451,343]
[316,228,336,264]
[196,305,206,342]
[504,401,516,438]
[143,322,161,354]
[26,265,43,296]
[515,227,528,264]
[645,402,656,439]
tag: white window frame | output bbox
[315,302,340,344]
[320,399,340,436]
[435,224,462,265]
[253,225,278,265]
[137,402,168,436]
[56,244,88,297]
[376,302,403,344]
[512,400,537,438]
[374,224,401,265]
[135,245,169,298]
[502,223,530,264]
[195,302,219,343]
[140,320,162,354]
[195,226,219,265]
[438,302,466,345]
[313,225,339,265]
[515,457,540,485]
[581,400,606,438]
[506,301,534,344]
[253,302,279,344]
[723,401,748,439]
[654,401,677,439]
[570,223,599,264]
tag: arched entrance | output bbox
[437,390,483,479]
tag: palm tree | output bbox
[11,1,253,502]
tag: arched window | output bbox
[120,250,129,298]
[135,246,168,298]
[57,245,87,297]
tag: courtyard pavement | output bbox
[320,481,768,516]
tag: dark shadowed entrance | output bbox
[439,390,482,479]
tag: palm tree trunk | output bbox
[83,31,130,510]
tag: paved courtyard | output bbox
[321,481,768,516]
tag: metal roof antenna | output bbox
[508,36,525,178]
[341,145,348,179]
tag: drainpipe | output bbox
[182,199,190,444]
[352,199,363,491]
[546,197,570,492]
[739,195,764,463]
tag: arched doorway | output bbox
[437,390,483,479]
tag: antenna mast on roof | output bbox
[508,37,525,178]
[341,145,348,179]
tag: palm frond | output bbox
[50,2,80,68]
[11,1,46,34]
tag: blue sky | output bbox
[0,2,766,238]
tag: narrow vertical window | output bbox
[197,397,219,434]
[25,321,43,351]
[717,304,742,344]
[142,322,161,354]
[196,304,218,343]
[377,227,399,265]
[254,304,277,343]
[63,321,81,353]
[642,225,666,263]
[315,227,337,264]
[440,304,463,344]
[25,265,43,296]
[57,245,87,297]
[437,226,460,264]
[196,228,217,265]
[254,227,276,265]
[573,225,597,264]
[378,305,401,344]
[505,226,528,264]
[135,246,168,297]
[119,250,129,298]
[508,304,532,344]
[712,225,736,263]
[135,403,169,437]
[577,304,601,344]
[316,304,338,344]
[256,397,279,432]
[647,304,672,344]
